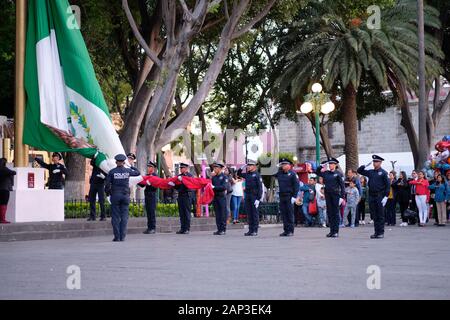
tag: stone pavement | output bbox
[0,224,449,300]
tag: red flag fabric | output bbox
[138,175,214,204]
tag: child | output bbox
[343,179,360,228]
[428,174,448,226]
[317,186,327,227]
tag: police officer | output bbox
[87,159,107,221]
[105,154,140,242]
[211,162,228,235]
[127,152,137,165]
[139,161,158,234]
[316,158,345,238]
[274,158,300,237]
[34,152,68,189]
[172,163,194,234]
[237,159,263,236]
[357,155,390,239]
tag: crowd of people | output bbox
[295,163,450,230]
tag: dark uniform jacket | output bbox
[274,169,299,198]
[105,166,140,195]
[89,160,107,185]
[35,158,68,189]
[0,167,16,191]
[175,172,194,196]
[237,169,263,200]
[315,166,345,198]
[212,173,229,197]
[357,166,390,197]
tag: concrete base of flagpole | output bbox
[5,167,64,223]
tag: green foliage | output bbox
[258,152,294,187]
[275,0,444,122]
[64,201,180,219]
[0,0,15,117]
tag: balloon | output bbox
[426,169,434,179]
[424,160,432,169]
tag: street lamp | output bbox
[297,83,335,165]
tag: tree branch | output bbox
[178,0,193,22]
[231,0,276,39]
[122,0,163,69]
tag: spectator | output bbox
[231,173,244,224]
[316,176,327,227]
[316,185,327,227]
[0,158,16,224]
[409,171,430,227]
[299,178,315,227]
[343,178,360,228]
[224,167,233,222]
[447,171,450,221]
[346,169,362,226]
[393,171,410,227]
[429,170,440,225]
[357,176,368,225]
[408,170,418,214]
[385,171,397,226]
[428,174,448,226]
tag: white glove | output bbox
[339,198,344,206]
[96,173,106,179]
[52,169,60,174]
[178,175,183,181]
[381,196,388,207]
[212,185,215,189]
[106,196,111,204]
[146,180,152,186]
[291,197,296,204]
[254,200,260,208]
[168,181,175,187]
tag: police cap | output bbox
[115,154,127,162]
[372,154,384,162]
[127,152,136,160]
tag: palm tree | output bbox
[276,0,443,170]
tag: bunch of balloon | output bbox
[423,135,450,178]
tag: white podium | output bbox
[6,167,64,222]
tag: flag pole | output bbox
[15,0,29,167]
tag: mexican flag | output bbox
[24,0,125,172]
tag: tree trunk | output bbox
[341,84,359,171]
[63,152,86,201]
[417,0,429,169]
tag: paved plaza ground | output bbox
[1,223,449,300]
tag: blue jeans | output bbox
[318,206,326,225]
[231,195,242,221]
[302,203,312,225]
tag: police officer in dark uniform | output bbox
[211,162,228,235]
[139,161,158,234]
[274,158,300,237]
[34,152,68,189]
[357,155,390,239]
[105,154,140,242]
[87,159,107,221]
[316,158,345,238]
[237,159,263,236]
[173,163,194,234]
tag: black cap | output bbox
[320,160,329,165]
[115,154,127,162]
[327,157,339,164]
[179,162,189,168]
[147,161,157,167]
[127,153,136,160]
[52,152,62,160]
[246,159,258,166]
[372,155,384,162]
[212,162,225,168]
[278,158,293,166]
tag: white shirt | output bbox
[232,180,244,197]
